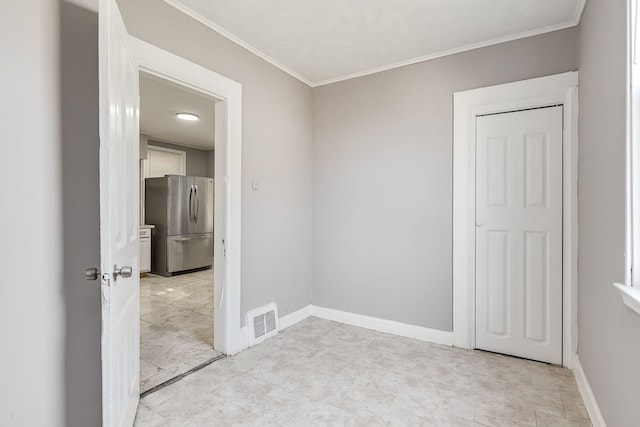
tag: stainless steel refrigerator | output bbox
[145,175,214,276]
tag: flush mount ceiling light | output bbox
[176,112,199,121]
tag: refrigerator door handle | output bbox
[188,184,194,223]
[193,184,197,222]
[174,235,209,242]
[195,184,200,223]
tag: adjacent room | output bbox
[7,0,640,426]
[138,73,220,393]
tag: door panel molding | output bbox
[452,72,578,368]
[475,106,563,364]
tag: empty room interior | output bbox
[5,0,640,426]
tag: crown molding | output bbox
[164,0,587,88]
[163,0,313,87]
[573,0,587,25]
[312,19,581,87]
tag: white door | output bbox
[475,106,563,364]
[99,0,140,425]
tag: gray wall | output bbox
[22,1,636,424]
[312,28,578,330]
[577,0,640,425]
[118,0,313,320]
[60,4,102,426]
[147,139,209,177]
[1,1,65,426]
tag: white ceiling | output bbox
[139,73,215,150]
[165,0,585,87]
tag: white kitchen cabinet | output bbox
[139,226,153,274]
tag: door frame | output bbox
[130,37,244,355]
[452,72,578,368]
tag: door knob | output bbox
[476,220,483,227]
[85,267,100,281]
[113,265,133,279]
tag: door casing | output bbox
[452,72,579,368]
[130,37,244,355]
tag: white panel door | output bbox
[475,106,562,364]
[99,0,140,425]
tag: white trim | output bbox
[310,305,453,346]
[279,305,312,330]
[452,72,579,367]
[629,0,640,287]
[162,0,313,87]
[235,305,451,351]
[573,355,608,427]
[130,36,244,355]
[573,0,588,25]
[613,282,640,315]
[236,327,249,355]
[163,0,585,88]
[313,21,582,87]
[626,0,634,287]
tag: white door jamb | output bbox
[452,71,579,368]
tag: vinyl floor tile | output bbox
[135,317,591,427]
[139,269,219,393]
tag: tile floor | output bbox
[140,269,220,393]
[134,317,591,426]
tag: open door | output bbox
[99,0,140,425]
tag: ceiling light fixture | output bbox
[176,112,199,121]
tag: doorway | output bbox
[452,72,579,368]
[138,72,220,393]
[130,36,245,357]
[474,106,563,364]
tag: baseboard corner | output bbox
[278,304,312,330]
[309,304,453,346]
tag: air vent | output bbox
[246,303,279,346]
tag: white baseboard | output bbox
[237,304,453,352]
[573,355,607,427]
[230,326,249,355]
[279,304,312,330]
[310,305,453,346]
